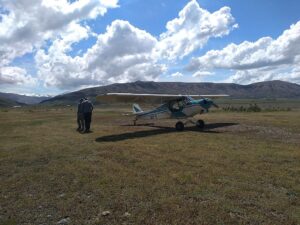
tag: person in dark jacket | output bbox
[77,98,85,131]
[82,97,94,133]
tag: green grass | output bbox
[0,106,299,225]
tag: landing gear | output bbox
[196,119,205,129]
[175,121,184,131]
[175,119,205,131]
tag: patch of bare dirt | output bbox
[212,123,300,144]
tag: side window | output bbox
[169,100,185,112]
[169,101,177,112]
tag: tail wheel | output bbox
[196,120,205,129]
[175,121,184,131]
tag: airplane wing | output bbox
[96,93,229,103]
[192,94,230,99]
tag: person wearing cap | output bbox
[82,97,94,133]
[77,98,85,132]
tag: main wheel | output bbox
[175,121,184,131]
[196,119,205,129]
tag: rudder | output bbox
[132,103,143,114]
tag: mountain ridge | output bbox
[40,80,300,105]
[0,96,25,107]
[0,92,51,105]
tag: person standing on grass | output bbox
[77,98,85,132]
[82,97,94,133]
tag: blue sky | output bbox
[1,0,300,95]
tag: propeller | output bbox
[201,98,219,108]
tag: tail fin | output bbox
[132,103,143,114]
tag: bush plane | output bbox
[97,93,228,131]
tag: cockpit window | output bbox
[186,96,194,102]
[169,99,186,112]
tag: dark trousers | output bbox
[84,112,92,131]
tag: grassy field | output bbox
[0,106,299,225]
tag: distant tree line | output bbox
[222,104,291,112]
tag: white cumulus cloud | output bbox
[171,72,183,77]
[156,0,237,60]
[192,71,214,77]
[36,20,166,89]
[0,0,118,87]
[0,66,36,85]
[188,21,300,84]
[0,0,118,65]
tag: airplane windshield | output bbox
[186,96,194,101]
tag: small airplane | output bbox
[97,93,228,131]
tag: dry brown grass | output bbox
[0,107,299,225]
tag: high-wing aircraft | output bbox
[97,93,228,131]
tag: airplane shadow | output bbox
[95,123,238,143]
